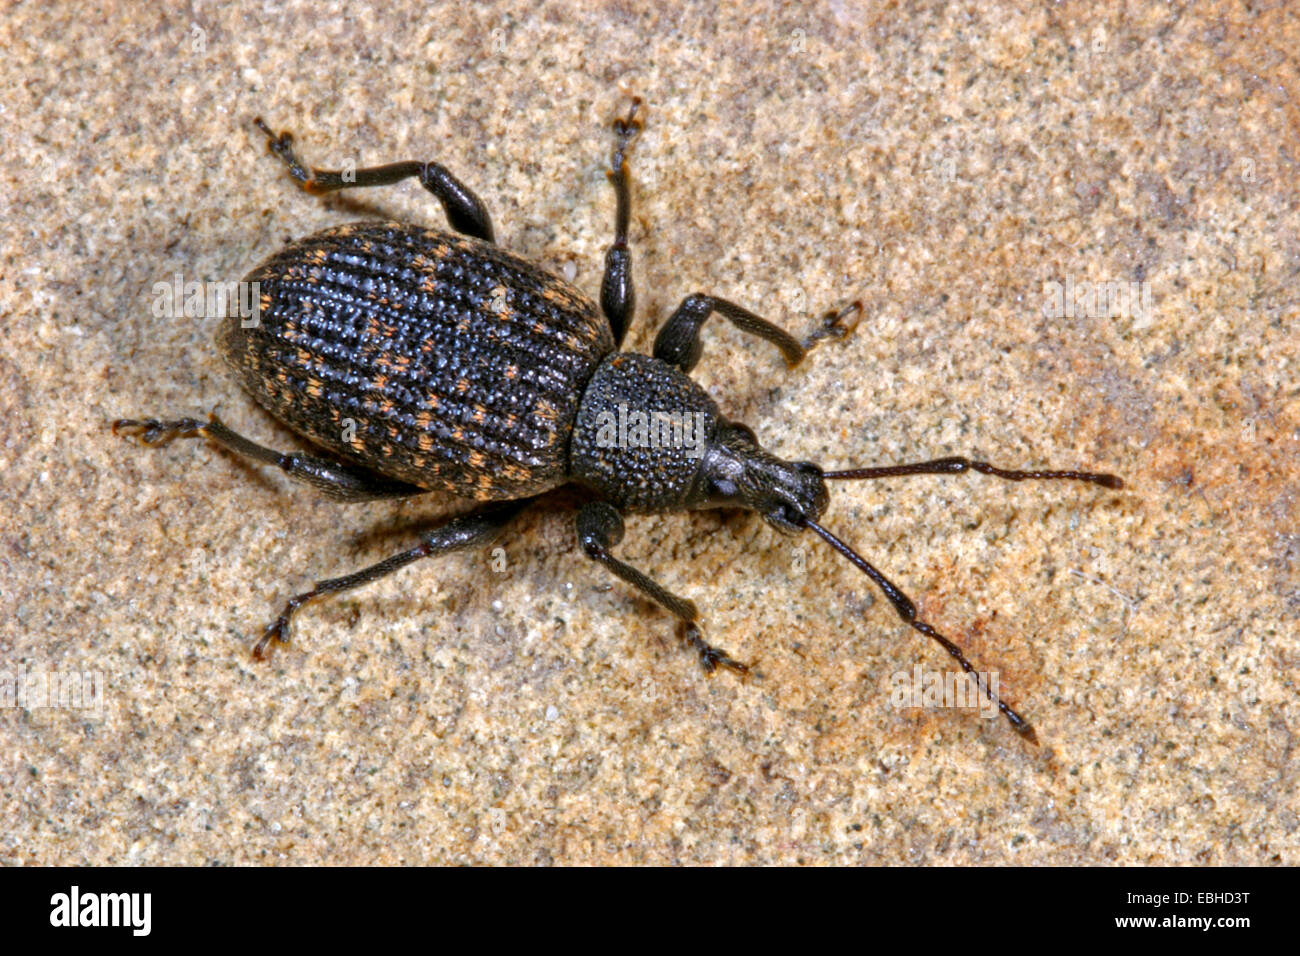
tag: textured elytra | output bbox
[220,220,614,499]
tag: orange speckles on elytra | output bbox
[407,248,449,271]
[541,285,574,307]
[534,399,558,424]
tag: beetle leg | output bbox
[251,117,496,242]
[576,501,747,674]
[599,98,643,347]
[254,498,531,658]
[653,295,862,373]
[112,414,426,501]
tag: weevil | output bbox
[114,100,1123,742]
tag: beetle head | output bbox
[695,420,829,532]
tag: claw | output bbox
[610,97,644,174]
[614,96,643,137]
[252,116,315,190]
[252,116,293,154]
[801,300,863,351]
[252,593,308,660]
[111,417,205,445]
[252,616,288,660]
[683,622,749,675]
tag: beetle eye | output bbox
[763,501,804,534]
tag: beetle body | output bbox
[222,220,613,500]
[114,104,1122,743]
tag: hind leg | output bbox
[252,117,495,242]
[112,414,425,501]
[253,498,530,657]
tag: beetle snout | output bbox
[761,460,829,533]
[696,422,830,530]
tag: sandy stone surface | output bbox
[2,1,1295,864]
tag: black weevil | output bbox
[115,100,1122,742]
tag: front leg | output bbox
[576,501,746,673]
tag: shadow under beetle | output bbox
[114,100,1123,743]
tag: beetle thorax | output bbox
[569,352,720,512]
